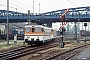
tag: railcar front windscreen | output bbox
[36,27,41,32]
[26,27,30,32]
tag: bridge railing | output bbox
[0,6,90,22]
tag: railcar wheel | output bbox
[30,43,33,46]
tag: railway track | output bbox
[0,42,78,60]
[0,41,59,60]
[44,44,90,60]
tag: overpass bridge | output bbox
[0,6,90,25]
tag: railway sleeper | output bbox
[53,49,83,60]
[65,49,85,60]
[0,51,22,60]
[5,52,20,58]
[65,53,78,59]
[52,45,90,60]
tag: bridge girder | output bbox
[0,6,90,23]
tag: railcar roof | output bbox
[25,25,43,27]
[25,25,53,29]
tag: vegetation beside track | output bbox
[0,40,23,52]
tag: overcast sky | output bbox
[0,0,90,31]
[0,0,90,13]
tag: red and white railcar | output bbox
[24,25,57,45]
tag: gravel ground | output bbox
[15,42,82,60]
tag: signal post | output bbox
[60,9,69,48]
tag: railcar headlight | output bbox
[37,36,39,39]
[27,36,30,38]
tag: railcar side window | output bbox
[26,27,30,32]
[36,27,41,32]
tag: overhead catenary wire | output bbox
[9,3,28,12]
[0,3,27,12]
[68,0,77,7]
[11,0,44,13]
[9,0,30,12]
[3,0,29,11]
[0,0,45,13]
[0,0,33,13]
[68,0,81,43]
[10,0,32,11]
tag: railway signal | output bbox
[59,27,66,34]
[84,23,87,43]
[60,9,69,48]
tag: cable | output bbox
[0,3,6,7]
[68,0,77,7]
[0,3,28,13]
[11,0,44,13]
[11,0,32,8]
[0,0,45,13]
[9,3,28,12]
[11,0,36,11]
[0,3,22,11]
[0,0,28,13]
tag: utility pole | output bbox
[7,0,9,45]
[82,22,83,30]
[74,22,77,40]
[68,0,80,44]
[33,1,34,14]
[77,12,80,43]
[67,22,69,35]
[28,10,30,25]
[39,3,41,14]
[88,22,89,31]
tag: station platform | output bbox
[72,47,90,60]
